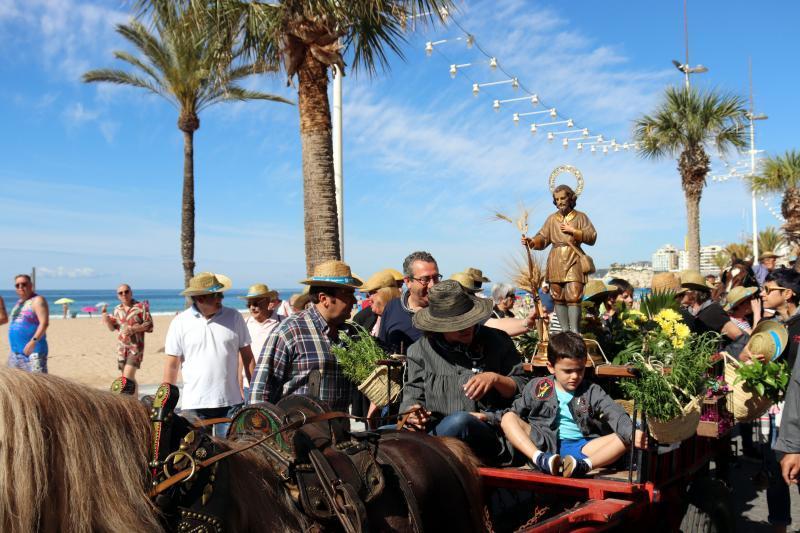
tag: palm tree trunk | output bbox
[684,190,701,271]
[180,122,197,305]
[297,52,341,276]
[680,147,710,271]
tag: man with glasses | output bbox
[102,284,153,393]
[250,260,361,411]
[8,274,49,373]
[238,283,283,401]
[163,272,254,436]
[380,251,539,354]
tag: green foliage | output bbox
[514,330,539,360]
[751,150,800,195]
[331,325,387,384]
[734,359,791,403]
[618,313,717,421]
[639,290,680,318]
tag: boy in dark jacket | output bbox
[501,331,644,477]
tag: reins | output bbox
[150,406,426,498]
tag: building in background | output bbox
[652,244,680,272]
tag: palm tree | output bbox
[750,151,800,251]
[712,250,730,272]
[724,242,750,262]
[84,2,291,292]
[191,0,452,275]
[634,87,747,270]
[749,226,785,255]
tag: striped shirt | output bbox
[249,305,352,411]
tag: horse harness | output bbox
[129,383,420,533]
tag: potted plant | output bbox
[332,326,401,408]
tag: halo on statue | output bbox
[548,165,584,196]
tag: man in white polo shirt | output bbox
[163,272,255,436]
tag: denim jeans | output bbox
[429,411,502,460]
[181,403,243,438]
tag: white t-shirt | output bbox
[276,299,293,318]
[243,314,283,388]
[165,305,251,409]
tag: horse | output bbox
[0,368,485,532]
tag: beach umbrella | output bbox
[54,298,74,305]
[96,301,108,309]
[81,306,98,315]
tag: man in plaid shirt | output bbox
[250,260,362,411]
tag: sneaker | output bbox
[533,452,561,475]
[562,455,591,478]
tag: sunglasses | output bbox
[118,290,131,295]
[247,299,267,307]
[763,285,789,294]
[14,283,30,288]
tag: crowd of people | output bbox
[5,241,800,525]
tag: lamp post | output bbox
[747,111,768,261]
[672,0,708,89]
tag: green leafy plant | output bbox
[514,329,539,360]
[639,290,680,318]
[331,326,387,384]
[618,311,717,421]
[734,359,791,403]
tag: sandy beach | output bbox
[0,314,183,389]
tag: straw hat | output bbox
[384,268,405,282]
[651,272,688,295]
[450,272,483,294]
[180,272,232,296]
[238,283,273,300]
[360,270,396,293]
[745,320,788,361]
[413,280,493,332]
[465,267,491,283]
[300,260,362,288]
[582,280,617,303]
[290,287,311,310]
[680,270,711,292]
[759,250,780,261]
[723,286,758,312]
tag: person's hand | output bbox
[469,412,488,422]
[781,453,800,485]
[23,339,35,356]
[521,236,532,248]
[102,304,108,314]
[750,298,761,317]
[739,346,766,363]
[404,404,431,431]
[634,429,648,449]
[464,372,498,401]
[560,223,576,235]
[525,307,539,326]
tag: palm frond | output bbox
[83,69,169,100]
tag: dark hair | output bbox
[551,185,577,210]
[765,268,800,305]
[14,274,32,283]
[547,331,587,365]
[402,251,437,277]
[608,278,633,294]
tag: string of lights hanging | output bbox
[421,9,638,155]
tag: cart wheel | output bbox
[679,477,734,533]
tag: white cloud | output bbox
[38,266,101,279]
[63,102,99,123]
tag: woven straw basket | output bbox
[648,396,702,444]
[358,365,402,408]
[723,353,772,422]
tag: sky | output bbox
[1,0,798,290]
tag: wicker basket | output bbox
[357,365,402,408]
[648,396,702,444]
[723,353,772,422]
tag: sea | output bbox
[0,289,305,317]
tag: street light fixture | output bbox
[672,59,708,89]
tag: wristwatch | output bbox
[31,336,39,342]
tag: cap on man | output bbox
[163,272,253,436]
[250,260,361,411]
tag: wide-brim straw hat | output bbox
[181,272,232,296]
[651,272,688,295]
[759,250,780,261]
[680,270,711,292]
[582,279,617,303]
[384,268,405,282]
[361,270,397,293]
[450,272,482,294]
[465,267,491,283]
[745,320,788,361]
[290,287,311,310]
[300,260,362,288]
[238,283,273,300]
[413,280,493,332]
[723,286,758,311]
